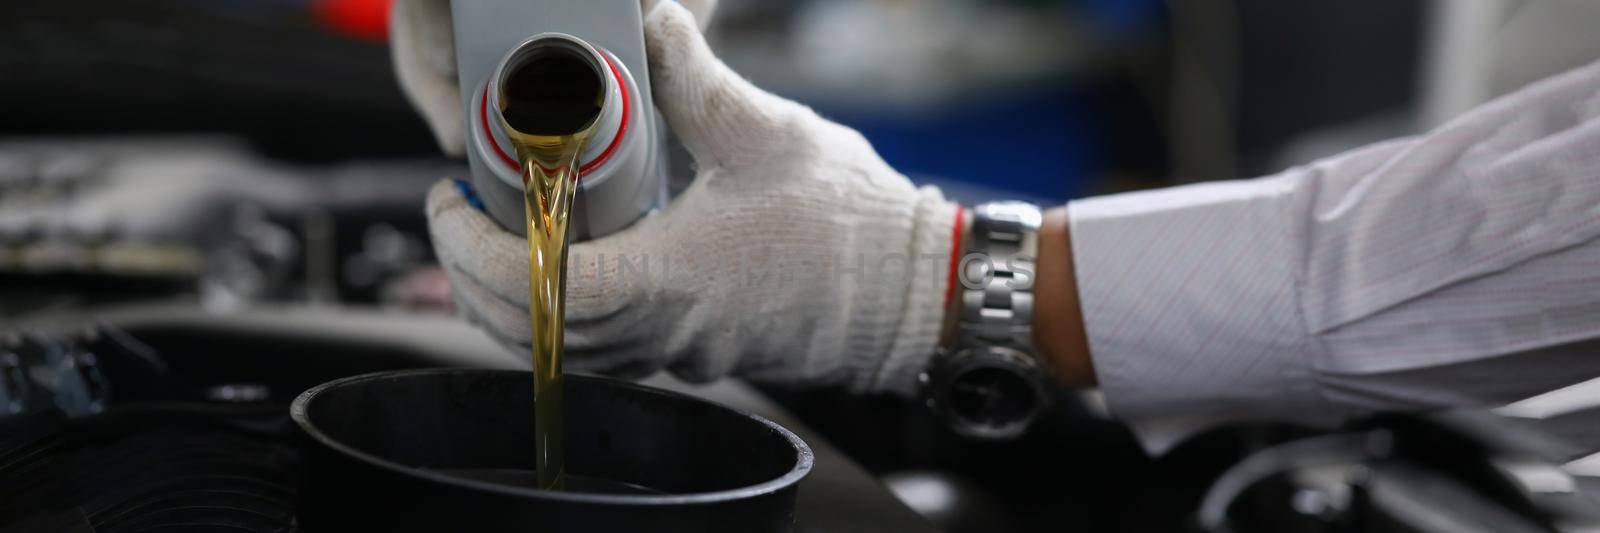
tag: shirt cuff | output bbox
[1067,177,1337,453]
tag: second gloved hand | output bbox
[427,2,959,393]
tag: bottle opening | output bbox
[498,41,605,137]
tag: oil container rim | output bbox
[291,368,815,505]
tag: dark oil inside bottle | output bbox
[502,49,603,136]
[497,42,604,491]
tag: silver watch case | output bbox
[922,201,1053,440]
[923,344,1053,439]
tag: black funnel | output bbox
[292,369,811,532]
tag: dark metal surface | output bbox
[7,304,939,532]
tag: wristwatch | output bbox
[921,201,1053,440]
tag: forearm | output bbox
[1056,58,1600,439]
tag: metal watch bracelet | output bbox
[922,201,1053,440]
[956,201,1042,352]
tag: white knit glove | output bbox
[390,0,718,156]
[426,2,961,393]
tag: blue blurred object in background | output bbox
[709,0,1171,205]
[819,86,1099,205]
[1079,0,1167,42]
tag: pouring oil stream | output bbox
[497,42,604,490]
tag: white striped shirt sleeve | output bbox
[1068,59,1600,450]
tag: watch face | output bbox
[948,366,1036,427]
[930,346,1050,440]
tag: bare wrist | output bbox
[1034,207,1096,387]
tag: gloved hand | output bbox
[426,2,961,393]
[390,0,719,156]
